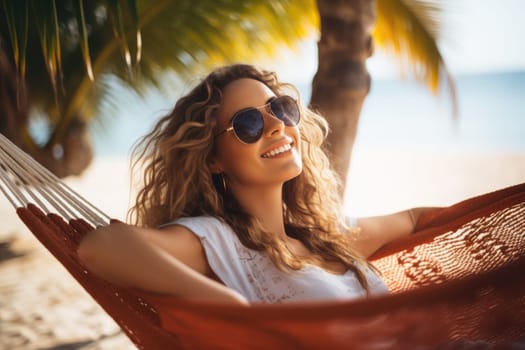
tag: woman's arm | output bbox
[77,222,248,305]
[348,207,431,258]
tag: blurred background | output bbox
[1,0,524,349]
[1,0,524,232]
[80,0,525,217]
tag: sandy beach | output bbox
[1,150,524,350]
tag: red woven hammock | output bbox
[1,133,524,350]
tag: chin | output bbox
[285,164,303,181]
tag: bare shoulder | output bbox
[138,223,212,277]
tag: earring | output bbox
[220,173,228,193]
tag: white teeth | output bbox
[262,144,292,158]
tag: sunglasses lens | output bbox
[270,96,300,126]
[228,96,299,144]
[232,109,264,143]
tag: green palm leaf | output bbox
[74,0,94,81]
[2,0,29,78]
[374,0,457,112]
[1,0,452,152]
[31,0,66,119]
[51,0,318,143]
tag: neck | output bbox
[229,183,286,238]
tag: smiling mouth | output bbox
[261,143,293,158]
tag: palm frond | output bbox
[74,0,94,80]
[2,0,29,78]
[108,0,130,66]
[51,0,318,143]
[127,0,142,63]
[374,0,456,113]
[1,0,318,146]
[31,0,63,110]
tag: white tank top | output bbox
[162,216,389,303]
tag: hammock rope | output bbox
[1,132,524,350]
[0,133,109,225]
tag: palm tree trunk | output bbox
[310,0,375,193]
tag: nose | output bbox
[263,111,285,137]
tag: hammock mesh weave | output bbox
[0,133,524,349]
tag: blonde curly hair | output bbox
[129,64,372,292]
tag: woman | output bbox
[77,64,427,305]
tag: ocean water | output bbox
[353,70,525,152]
[91,70,525,155]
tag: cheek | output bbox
[216,141,257,173]
[290,127,302,153]
[217,138,244,158]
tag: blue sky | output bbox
[271,0,525,84]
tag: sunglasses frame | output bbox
[215,95,300,144]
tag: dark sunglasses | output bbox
[215,95,300,144]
